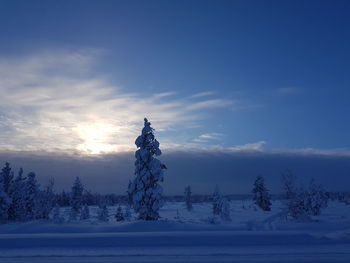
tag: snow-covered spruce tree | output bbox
[8,168,27,221]
[35,178,55,220]
[69,177,84,221]
[212,185,223,215]
[252,175,271,211]
[281,170,297,201]
[128,118,167,220]
[184,185,193,211]
[0,162,14,194]
[0,181,10,223]
[80,205,90,220]
[24,172,40,221]
[115,206,125,222]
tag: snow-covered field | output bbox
[1,200,350,262]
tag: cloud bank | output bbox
[1,150,349,195]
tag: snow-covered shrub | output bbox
[69,208,79,221]
[221,198,231,221]
[0,162,14,194]
[115,206,124,222]
[281,170,297,201]
[0,162,13,222]
[286,187,311,220]
[184,185,193,211]
[0,182,10,223]
[305,179,328,216]
[7,168,26,221]
[252,175,271,211]
[282,173,328,220]
[70,177,84,214]
[52,205,64,223]
[98,204,109,222]
[128,118,167,220]
[24,172,40,221]
[207,215,220,224]
[35,179,55,220]
[212,185,223,215]
[124,205,132,221]
[80,205,90,220]
[126,180,133,206]
[211,185,231,221]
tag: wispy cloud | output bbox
[0,49,234,155]
[193,133,224,143]
[163,141,350,158]
[186,99,233,111]
[276,87,301,96]
[152,92,177,99]
[190,91,215,98]
[227,141,266,152]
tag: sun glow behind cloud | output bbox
[75,123,121,154]
[0,49,235,155]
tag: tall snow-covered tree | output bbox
[24,172,40,221]
[252,175,271,211]
[69,177,84,220]
[128,118,167,220]
[184,185,193,211]
[212,185,223,215]
[0,181,10,223]
[0,162,14,194]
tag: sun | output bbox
[75,123,117,155]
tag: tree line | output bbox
[0,118,344,224]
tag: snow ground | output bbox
[0,200,350,262]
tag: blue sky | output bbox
[0,0,349,193]
[0,0,349,154]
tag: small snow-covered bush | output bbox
[0,182,10,223]
[252,175,271,211]
[52,206,64,223]
[70,177,83,214]
[80,205,90,220]
[221,199,231,221]
[124,206,132,221]
[184,185,193,211]
[115,206,124,222]
[212,185,223,215]
[282,173,328,220]
[98,205,109,222]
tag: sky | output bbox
[0,0,349,194]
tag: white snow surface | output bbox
[0,200,350,262]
